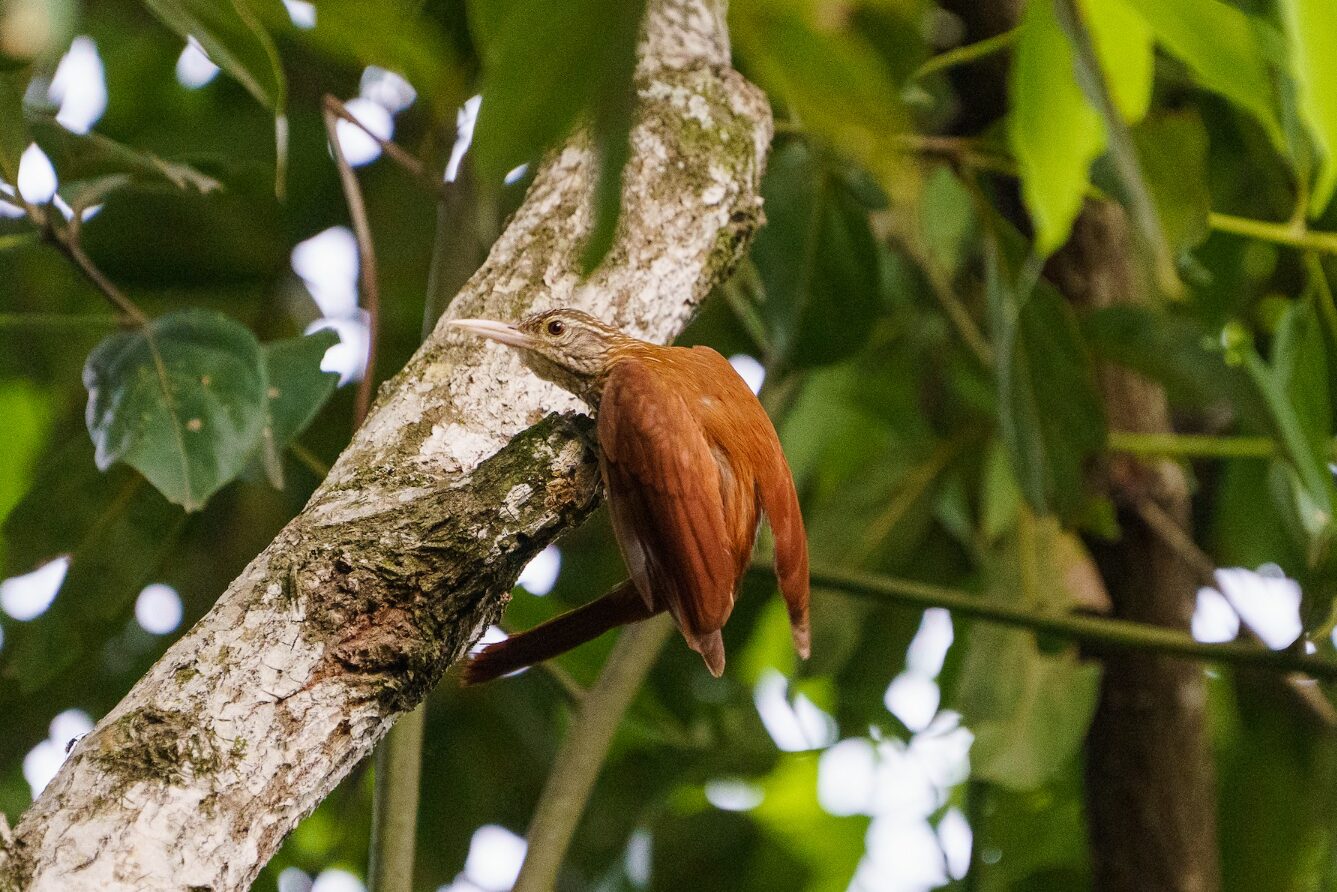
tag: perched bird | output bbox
[450,309,809,682]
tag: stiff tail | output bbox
[463,580,662,684]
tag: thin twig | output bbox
[779,562,1337,681]
[912,26,1020,81]
[1210,212,1337,255]
[45,226,146,326]
[323,95,382,427]
[512,616,675,892]
[1108,431,1277,460]
[323,96,448,200]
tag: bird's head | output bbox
[448,308,637,400]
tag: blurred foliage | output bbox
[0,0,1336,890]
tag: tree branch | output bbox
[2,2,770,888]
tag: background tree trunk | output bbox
[940,2,1222,888]
[0,2,772,888]
[1049,204,1221,892]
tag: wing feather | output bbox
[599,359,738,644]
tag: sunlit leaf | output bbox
[751,140,881,368]
[1009,0,1106,256]
[1122,0,1285,152]
[83,309,267,511]
[1279,0,1337,214]
[1080,0,1153,124]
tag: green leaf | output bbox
[1009,0,1107,256]
[1121,0,1285,152]
[1274,296,1335,472]
[730,1,906,184]
[0,70,27,187]
[953,517,1103,790]
[141,0,287,190]
[988,247,1107,523]
[1080,0,1153,124]
[1279,0,1337,214]
[1,436,184,697]
[750,140,881,368]
[28,115,223,194]
[83,309,267,511]
[1081,305,1271,426]
[1129,111,1211,252]
[257,330,339,488]
[468,0,644,189]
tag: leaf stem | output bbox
[1107,431,1277,459]
[1209,212,1337,255]
[324,96,448,200]
[323,95,382,427]
[45,226,147,327]
[511,616,675,892]
[774,563,1337,681]
[912,27,1019,81]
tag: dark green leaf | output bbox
[988,248,1106,523]
[751,141,881,368]
[1274,295,1335,471]
[83,309,267,511]
[257,330,339,488]
[28,115,223,194]
[142,0,285,113]
[0,70,27,187]
[468,0,644,189]
[1130,111,1211,252]
[1081,305,1271,426]
[1,436,184,696]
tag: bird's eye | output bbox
[546,319,565,336]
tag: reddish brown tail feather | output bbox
[462,580,663,684]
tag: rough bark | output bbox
[0,2,772,888]
[1048,204,1221,892]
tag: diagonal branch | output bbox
[1,2,771,888]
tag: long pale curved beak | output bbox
[447,318,536,349]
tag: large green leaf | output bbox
[1122,0,1284,152]
[730,0,906,185]
[1009,0,1107,256]
[1,436,184,697]
[256,330,339,488]
[1129,111,1211,252]
[751,140,881,368]
[1279,0,1337,214]
[142,0,284,113]
[83,309,268,511]
[987,246,1106,523]
[953,515,1103,790]
[468,0,643,189]
[141,0,287,189]
[28,115,222,195]
[1079,0,1153,124]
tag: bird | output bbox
[449,308,809,682]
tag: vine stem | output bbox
[785,563,1337,681]
[511,615,675,892]
[1210,212,1337,255]
[322,94,383,428]
[1107,431,1277,459]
